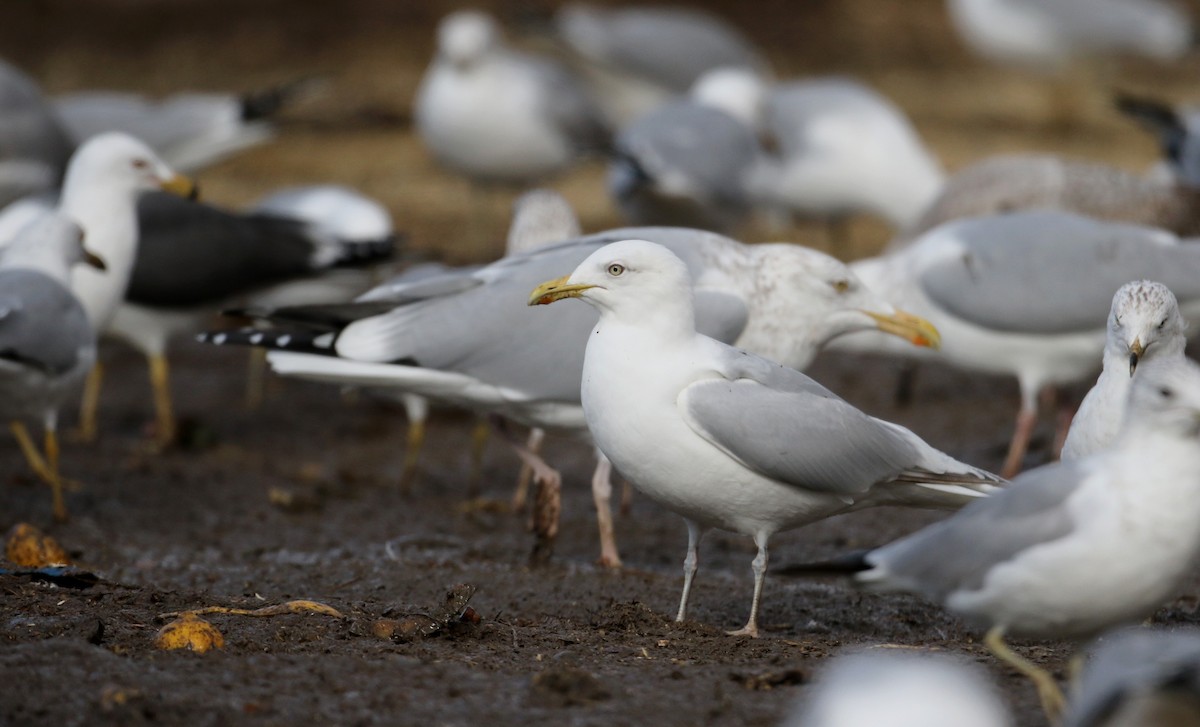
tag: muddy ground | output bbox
[5,1,1200,725]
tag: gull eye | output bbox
[1159,318,1169,329]
[607,263,625,277]
[831,279,850,293]
[131,159,149,170]
[1160,386,1175,399]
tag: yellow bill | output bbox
[529,275,596,306]
[863,309,941,350]
[160,173,199,201]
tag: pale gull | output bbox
[530,239,999,636]
[0,212,104,521]
[1061,280,1187,460]
[201,227,941,569]
[692,69,945,233]
[947,0,1192,71]
[837,210,1200,477]
[414,9,608,185]
[780,356,1200,721]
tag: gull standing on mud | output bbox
[530,239,1000,637]
[0,214,104,521]
[202,227,943,569]
[779,357,1200,721]
[1061,280,1187,459]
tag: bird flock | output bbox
[6,1,1200,724]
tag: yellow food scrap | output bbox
[5,523,70,567]
[154,614,224,653]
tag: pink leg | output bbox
[592,452,621,569]
[1002,406,1038,479]
[491,417,561,564]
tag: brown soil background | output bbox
[4,1,1200,725]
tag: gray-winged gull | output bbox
[201,226,942,569]
[1062,280,1187,460]
[785,649,1012,727]
[415,9,608,185]
[554,3,770,126]
[609,95,764,233]
[530,239,998,636]
[692,69,945,232]
[779,356,1200,720]
[1,212,104,521]
[947,0,1191,71]
[838,210,1200,477]
[1063,627,1200,727]
[0,59,74,207]
[51,78,314,174]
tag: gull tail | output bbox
[773,550,872,577]
[330,233,400,268]
[197,327,337,356]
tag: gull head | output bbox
[0,212,104,281]
[1108,280,1186,377]
[751,244,940,353]
[437,10,499,70]
[529,239,692,317]
[1125,357,1200,440]
[62,132,197,201]
[690,67,767,129]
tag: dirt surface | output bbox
[5,1,1200,725]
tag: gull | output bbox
[3,133,195,443]
[947,0,1192,72]
[785,649,1012,727]
[0,59,74,206]
[414,9,608,185]
[51,78,315,173]
[779,356,1200,720]
[1064,627,1200,727]
[108,190,394,446]
[554,3,770,126]
[1062,281,1187,460]
[201,226,942,569]
[689,69,944,234]
[609,94,764,233]
[1,212,104,522]
[529,239,1000,636]
[838,210,1200,477]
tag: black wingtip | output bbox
[333,234,399,267]
[1114,92,1185,136]
[773,550,873,577]
[196,327,338,355]
[240,76,326,121]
